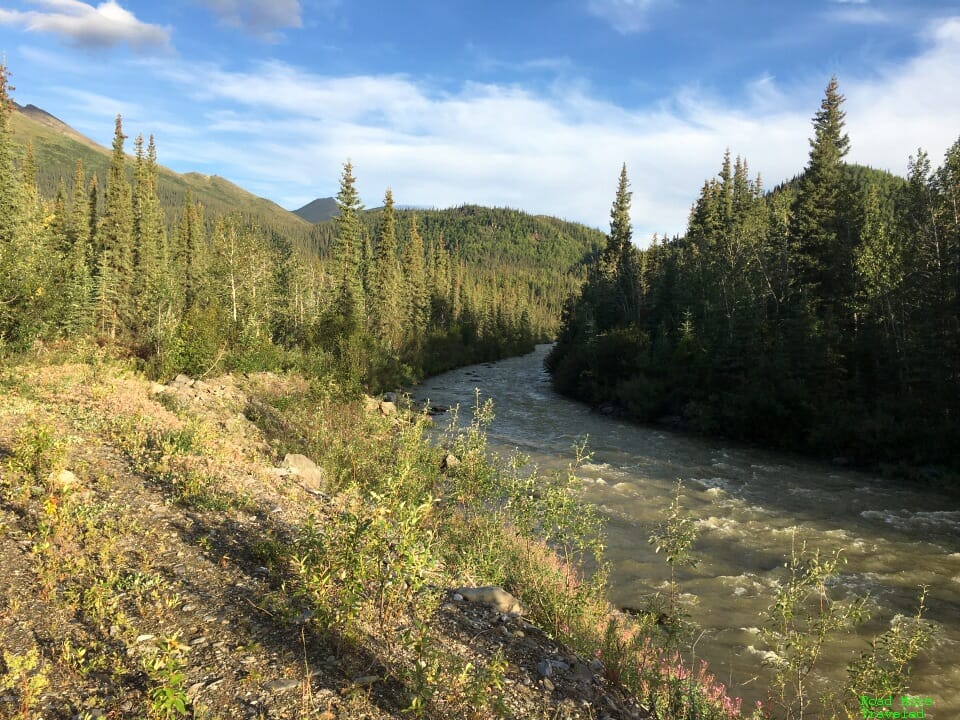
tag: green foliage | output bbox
[761,533,871,719]
[9,421,66,483]
[143,632,191,719]
[648,480,698,633]
[844,587,932,707]
[548,80,960,476]
[0,648,50,719]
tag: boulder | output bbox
[378,401,397,417]
[281,453,326,491]
[52,469,80,491]
[454,585,523,615]
[440,453,460,471]
[362,395,380,412]
[383,391,398,404]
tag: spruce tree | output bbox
[332,161,365,332]
[134,135,171,336]
[371,188,403,347]
[96,115,134,339]
[0,62,23,250]
[175,191,206,309]
[402,213,429,346]
[792,77,852,310]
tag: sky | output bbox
[0,0,958,242]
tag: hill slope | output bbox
[10,104,314,244]
[0,357,652,719]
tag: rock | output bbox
[378,401,397,417]
[452,593,464,602]
[52,469,79,490]
[426,403,448,415]
[282,454,325,491]
[542,677,555,691]
[536,660,552,677]
[440,453,460,471]
[149,382,166,395]
[454,586,523,615]
[352,675,379,687]
[362,395,380,413]
[383,391,398,404]
[172,374,194,388]
[264,678,301,694]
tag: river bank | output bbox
[415,345,960,716]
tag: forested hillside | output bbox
[548,78,960,478]
[0,64,603,385]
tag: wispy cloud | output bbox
[74,14,960,242]
[585,0,665,34]
[197,0,301,39]
[826,5,893,25]
[0,0,170,50]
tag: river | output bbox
[414,344,960,715]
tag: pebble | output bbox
[542,677,555,692]
[536,660,552,677]
[452,593,464,602]
[135,634,155,644]
[264,678,301,693]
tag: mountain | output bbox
[10,102,314,246]
[293,196,339,223]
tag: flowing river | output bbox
[414,344,960,715]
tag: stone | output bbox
[536,660,552,677]
[383,391,398,404]
[264,678,301,694]
[378,401,397,417]
[542,677,555,692]
[454,586,523,615]
[149,382,166,395]
[52,469,79,490]
[440,453,460,471]
[172,374,194,387]
[362,395,380,412]
[282,454,325,491]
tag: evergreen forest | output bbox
[0,63,602,386]
[548,78,960,479]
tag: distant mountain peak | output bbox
[293,197,339,223]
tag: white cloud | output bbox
[586,0,664,34]
[0,0,170,50]
[826,5,892,25]
[137,14,960,244]
[198,0,301,38]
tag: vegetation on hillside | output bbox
[548,77,960,480]
[0,63,598,387]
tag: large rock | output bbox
[378,401,397,417]
[440,453,460,471]
[52,469,80,491]
[454,585,524,615]
[281,454,326,491]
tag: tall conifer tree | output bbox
[793,77,851,310]
[332,161,365,332]
[96,115,134,339]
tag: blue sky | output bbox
[1,0,958,241]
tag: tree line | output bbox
[0,63,565,387]
[548,78,960,478]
